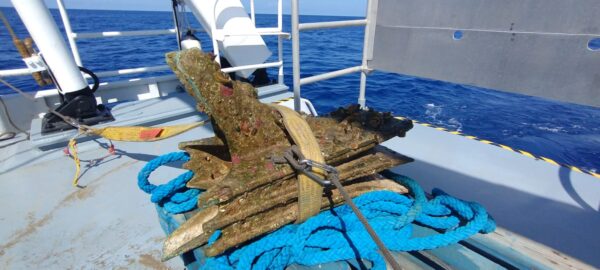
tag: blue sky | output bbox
[0,0,367,16]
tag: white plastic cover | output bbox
[184,0,272,78]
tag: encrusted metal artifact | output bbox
[162,48,413,260]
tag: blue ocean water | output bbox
[1,8,599,172]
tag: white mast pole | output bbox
[11,0,88,95]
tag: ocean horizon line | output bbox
[0,6,362,18]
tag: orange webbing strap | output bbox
[271,105,325,223]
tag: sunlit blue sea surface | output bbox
[1,8,599,172]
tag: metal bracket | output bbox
[272,146,400,269]
[22,54,47,73]
[273,145,338,187]
[361,65,374,75]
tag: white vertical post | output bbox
[250,0,255,25]
[358,0,378,109]
[12,0,88,94]
[55,0,82,66]
[212,35,221,64]
[291,0,301,111]
[277,0,282,31]
[277,35,283,84]
[358,72,367,108]
[171,0,182,50]
[277,0,283,84]
[211,21,221,64]
[212,41,221,64]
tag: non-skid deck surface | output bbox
[0,90,596,269]
[0,91,292,269]
[383,124,600,269]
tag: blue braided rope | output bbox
[137,151,200,214]
[202,171,496,270]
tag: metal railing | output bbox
[0,0,289,86]
[211,0,286,84]
[72,29,178,39]
[0,68,31,77]
[290,0,375,110]
[298,19,367,31]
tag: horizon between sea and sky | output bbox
[0,0,367,16]
[0,3,598,173]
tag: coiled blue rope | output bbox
[137,151,200,214]
[202,171,496,270]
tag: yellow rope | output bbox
[64,121,207,187]
[68,138,81,187]
[0,10,17,40]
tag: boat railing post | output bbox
[358,71,367,109]
[358,0,377,109]
[55,0,82,66]
[291,0,301,111]
[171,0,182,50]
[278,35,284,84]
[211,28,221,64]
[277,0,284,84]
[277,0,282,32]
[250,0,256,26]
[210,1,221,64]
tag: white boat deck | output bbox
[0,89,598,269]
[2,0,598,268]
[384,124,600,268]
[0,90,292,269]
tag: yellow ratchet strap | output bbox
[87,121,207,142]
[271,105,325,223]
